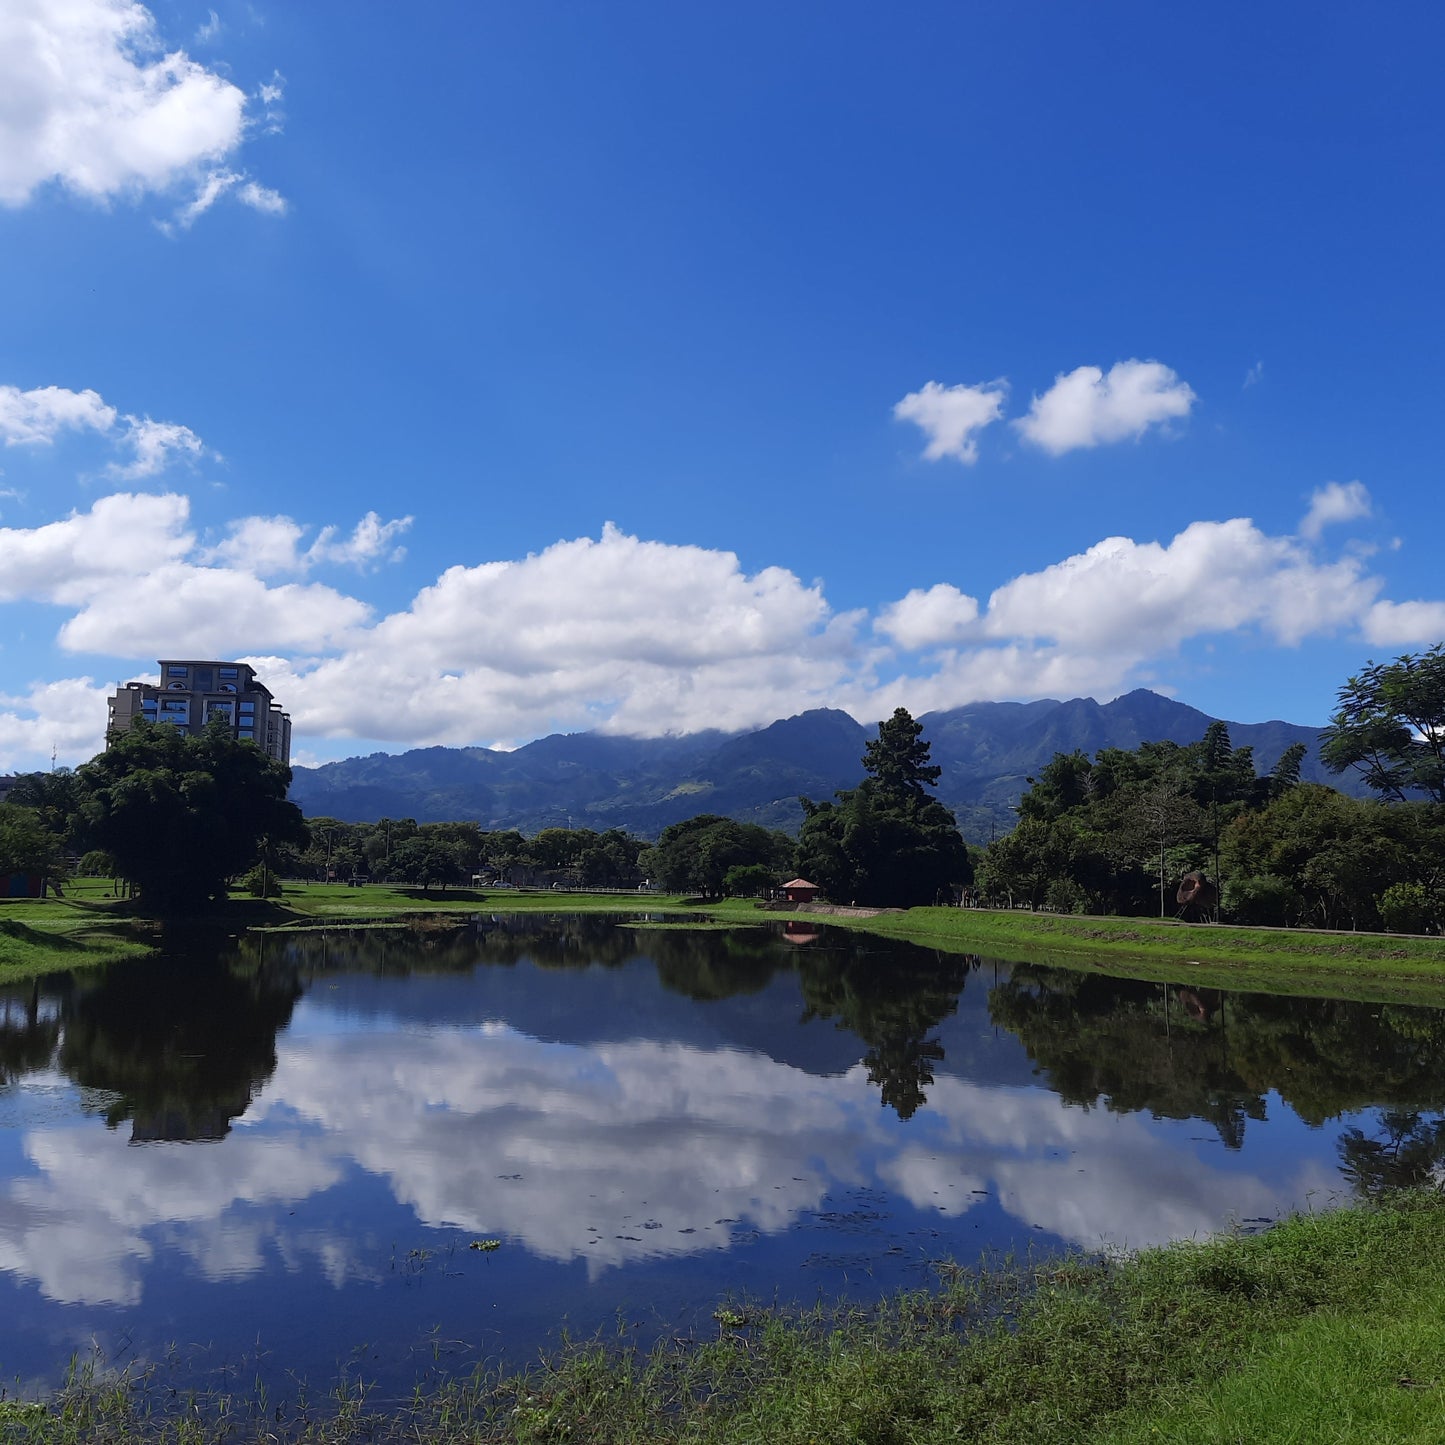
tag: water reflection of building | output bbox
[779,922,822,945]
[129,1105,239,1143]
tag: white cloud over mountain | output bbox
[0,0,282,224]
[0,479,1438,770]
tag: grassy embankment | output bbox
[8,1191,1445,1443]
[272,885,1445,1001]
[741,902,1445,1005]
[8,881,1445,1004]
[0,878,154,986]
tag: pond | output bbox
[0,915,1442,1398]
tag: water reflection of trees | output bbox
[0,979,64,1084]
[237,915,654,978]
[796,944,979,1120]
[14,920,1445,1192]
[991,964,1445,1188]
[1338,1112,1445,1199]
[58,949,302,1142]
[987,968,1265,1148]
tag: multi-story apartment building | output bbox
[107,661,292,765]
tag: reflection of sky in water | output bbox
[0,946,1407,1390]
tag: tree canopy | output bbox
[73,719,306,912]
[796,708,970,908]
[639,815,793,897]
[0,804,62,878]
[1322,643,1445,803]
[980,653,1445,932]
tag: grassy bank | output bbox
[7,882,1445,1003]
[10,1193,1445,1443]
[771,903,1445,1005]
[0,890,154,985]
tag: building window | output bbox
[220,684,237,693]
[167,666,188,677]
[219,667,238,679]
[239,702,255,714]
[168,682,187,690]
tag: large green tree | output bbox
[74,718,306,912]
[639,814,793,897]
[796,708,970,908]
[0,804,62,878]
[1322,643,1445,803]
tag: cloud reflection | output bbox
[0,1020,1337,1306]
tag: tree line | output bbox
[0,702,970,912]
[978,644,1445,931]
[2,644,1442,927]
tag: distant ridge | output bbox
[289,690,1347,843]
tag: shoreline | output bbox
[7,883,1445,1005]
[8,1192,1445,1442]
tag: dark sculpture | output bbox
[1176,871,1219,923]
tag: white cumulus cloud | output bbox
[981,519,1378,651]
[0,384,116,445]
[265,522,865,746]
[7,489,1445,772]
[1015,359,1196,455]
[893,380,1007,464]
[203,511,413,576]
[1300,480,1372,541]
[875,583,980,650]
[0,382,207,476]
[1362,599,1445,647]
[0,0,283,222]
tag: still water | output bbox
[0,915,1441,1395]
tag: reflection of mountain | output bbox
[989,965,1445,1156]
[245,921,870,1080]
[58,949,302,1142]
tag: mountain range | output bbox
[289,689,1350,843]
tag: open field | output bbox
[8,1192,1445,1443]
[0,885,155,985]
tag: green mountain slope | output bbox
[288,691,1344,842]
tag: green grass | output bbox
[6,880,1445,1003]
[0,892,153,985]
[808,905,1445,1005]
[9,1194,1445,1443]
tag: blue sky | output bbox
[2,1,1443,769]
